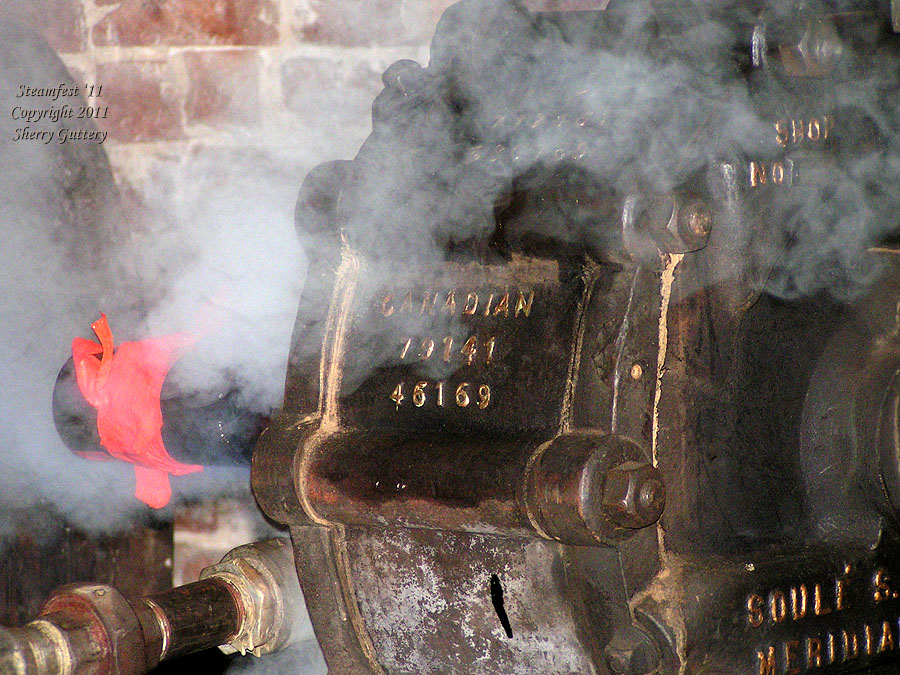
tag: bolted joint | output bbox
[524,432,656,546]
[601,461,666,530]
[631,192,712,254]
[40,584,149,675]
[0,540,303,674]
[0,583,152,675]
[675,198,712,250]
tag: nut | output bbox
[634,192,712,253]
[39,584,147,674]
[797,16,843,75]
[668,195,711,252]
[201,557,277,656]
[779,15,843,77]
[677,199,711,242]
[601,461,666,529]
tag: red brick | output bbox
[174,502,220,532]
[297,0,610,46]
[183,50,261,127]
[177,550,221,585]
[95,61,183,142]
[92,0,279,47]
[298,0,392,47]
[6,0,86,52]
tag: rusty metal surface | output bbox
[289,526,379,673]
[343,526,599,674]
[333,256,575,437]
[12,0,899,672]
[143,579,241,662]
[0,583,153,675]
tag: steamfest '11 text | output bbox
[10,83,108,145]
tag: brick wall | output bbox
[14,0,458,211]
[11,0,610,224]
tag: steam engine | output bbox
[5,1,900,674]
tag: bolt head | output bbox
[674,199,712,251]
[601,461,666,529]
[639,478,665,514]
[685,203,711,238]
[797,16,843,75]
[778,14,843,77]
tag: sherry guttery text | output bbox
[11,83,108,145]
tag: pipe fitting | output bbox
[200,539,304,657]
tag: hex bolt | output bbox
[776,13,843,77]
[634,194,676,243]
[634,192,711,253]
[525,433,655,545]
[605,626,662,675]
[601,461,666,529]
[638,477,665,515]
[669,196,712,252]
[797,16,843,75]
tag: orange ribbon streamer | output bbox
[72,314,203,508]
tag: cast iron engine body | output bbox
[250,1,900,673]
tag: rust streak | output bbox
[652,253,683,466]
[653,252,682,563]
[297,242,360,528]
[560,260,602,433]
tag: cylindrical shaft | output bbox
[304,430,660,546]
[142,579,242,662]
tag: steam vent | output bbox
[3,0,900,673]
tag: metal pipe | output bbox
[142,579,242,663]
[0,539,303,674]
